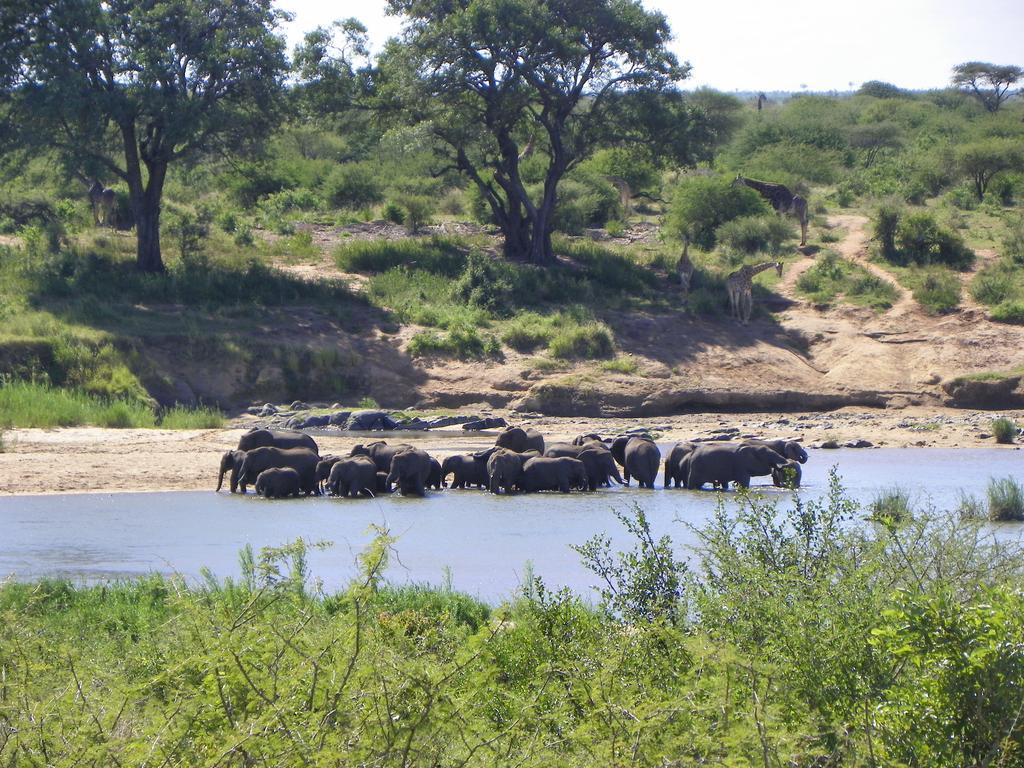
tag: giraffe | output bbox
[756,92,767,111]
[726,261,782,325]
[675,235,695,301]
[734,175,808,246]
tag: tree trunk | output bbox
[133,161,167,273]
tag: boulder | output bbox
[462,417,508,431]
[328,410,352,426]
[258,403,278,417]
[346,409,400,431]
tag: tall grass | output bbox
[991,417,1017,444]
[796,251,898,310]
[334,237,467,276]
[987,476,1024,521]
[868,486,912,522]
[0,381,224,429]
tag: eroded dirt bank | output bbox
[1,406,1020,496]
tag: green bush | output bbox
[990,300,1024,324]
[382,201,405,224]
[548,173,621,235]
[795,251,897,310]
[987,476,1024,521]
[395,194,436,235]
[320,163,384,209]
[991,417,1018,444]
[501,312,556,352]
[891,210,974,269]
[911,267,961,314]
[1003,215,1024,265]
[715,214,794,255]
[873,199,903,260]
[666,175,766,250]
[970,261,1016,305]
[548,322,614,360]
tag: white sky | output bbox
[276,0,1024,93]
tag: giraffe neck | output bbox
[738,176,781,195]
[747,261,778,277]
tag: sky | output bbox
[276,0,1024,93]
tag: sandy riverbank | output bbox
[1,407,1020,496]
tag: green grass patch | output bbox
[406,327,501,359]
[599,356,639,374]
[0,381,227,429]
[334,236,468,276]
[868,486,912,523]
[366,268,489,329]
[158,404,226,429]
[990,300,1024,324]
[987,476,1024,521]
[796,251,898,310]
[548,322,615,360]
[0,381,156,428]
[905,266,961,314]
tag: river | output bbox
[1,448,1020,601]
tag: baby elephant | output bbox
[254,467,302,499]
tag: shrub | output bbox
[501,312,555,352]
[874,199,903,260]
[320,163,384,209]
[990,300,1024,324]
[991,417,1017,444]
[715,214,794,255]
[548,173,621,235]
[395,194,436,235]
[666,175,766,250]
[911,267,961,314]
[970,261,1016,305]
[452,251,518,317]
[1003,216,1024,265]
[869,486,912,523]
[548,322,614,360]
[892,210,974,269]
[987,476,1024,521]
[382,201,405,225]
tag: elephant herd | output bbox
[217,426,809,500]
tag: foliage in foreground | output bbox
[1,478,1023,766]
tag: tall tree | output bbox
[951,62,1023,113]
[2,0,288,272]
[383,0,688,264]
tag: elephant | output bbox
[683,443,788,490]
[216,449,247,492]
[426,458,444,490]
[314,455,343,493]
[238,428,318,454]
[610,436,661,488]
[375,472,393,494]
[495,426,545,455]
[349,441,414,473]
[520,457,587,493]
[743,438,809,464]
[544,442,587,458]
[235,447,320,495]
[441,454,490,489]
[771,459,803,489]
[487,448,533,494]
[327,456,377,497]
[572,433,610,446]
[254,467,302,499]
[386,448,433,496]
[663,442,698,488]
[576,447,624,490]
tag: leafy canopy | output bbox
[3,0,289,271]
[383,0,689,263]
[951,61,1023,113]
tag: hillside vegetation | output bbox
[2,6,1023,417]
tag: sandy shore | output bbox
[0,407,1020,496]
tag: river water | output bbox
[1,448,1021,602]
